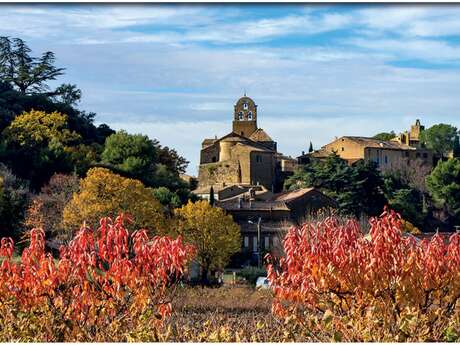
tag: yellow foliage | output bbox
[63,168,167,233]
[4,109,80,147]
[401,219,421,235]
[174,200,240,272]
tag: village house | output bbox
[297,119,435,174]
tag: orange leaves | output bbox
[268,209,460,341]
[0,213,195,341]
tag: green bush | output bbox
[238,266,267,285]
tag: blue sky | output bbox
[2,4,460,175]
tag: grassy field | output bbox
[162,285,308,342]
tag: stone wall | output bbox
[197,160,241,187]
[200,143,219,164]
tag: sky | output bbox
[1,4,460,175]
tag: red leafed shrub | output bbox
[0,214,195,342]
[267,208,460,342]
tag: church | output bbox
[194,95,296,199]
[193,96,337,263]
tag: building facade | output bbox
[195,96,297,198]
[298,120,434,174]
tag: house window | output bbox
[244,236,249,248]
[264,236,269,249]
[238,111,243,120]
[423,153,428,158]
[341,147,344,151]
[243,103,248,110]
[384,156,388,164]
[256,155,262,163]
[253,236,258,252]
[248,111,253,120]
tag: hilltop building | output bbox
[195,95,297,198]
[194,96,336,262]
[298,119,434,174]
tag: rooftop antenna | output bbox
[244,88,246,97]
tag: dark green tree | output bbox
[0,37,65,94]
[0,164,30,239]
[52,84,82,106]
[152,186,181,211]
[209,186,215,206]
[426,158,460,222]
[373,131,396,141]
[101,130,190,194]
[420,124,458,158]
[285,153,386,218]
[308,141,314,153]
[383,173,425,228]
[453,134,460,158]
[101,130,157,182]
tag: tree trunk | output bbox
[200,266,209,286]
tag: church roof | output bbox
[216,131,275,152]
[202,138,217,148]
[249,128,273,142]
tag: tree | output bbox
[151,186,181,211]
[3,109,80,148]
[1,110,81,189]
[372,131,396,141]
[0,164,30,240]
[209,186,215,206]
[52,83,81,106]
[284,153,386,218]
[174,200,240,284]
[308,141,314,153]
[420,123,458,158]
[101,130,157,183]
[101,130,189,192]
[426,158,460,223]
[25,173,80,242]
[383,174,425,228]
[453,134,460,158]
[0,37,64,94]
[63,167,168,234]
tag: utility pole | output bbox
[257,217,262,268]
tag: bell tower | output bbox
[232,95,258,137]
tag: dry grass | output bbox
[161,285,309,342]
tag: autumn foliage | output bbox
[0,214,195,341]
[267,209,460,341]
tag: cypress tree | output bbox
[209,186,215,206]
[308,141,314,153]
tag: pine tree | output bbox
[308,141,314,153]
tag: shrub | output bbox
[267,209,460,342]
[239,266,267,285]
[0,214,195,341]
[25,173,80,242]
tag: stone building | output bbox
[297,119,434,174]
[194,96,335,263]
[195,95,297,199]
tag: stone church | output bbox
[194,95,296,199]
